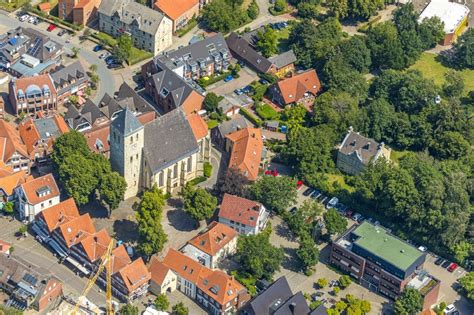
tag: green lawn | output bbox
[410,52,474,95]
[255,103,280,121]
[207,120,219,129]
[92,32,151,65]
[0,0,29,12]
[390,149,410,165]
[326,173,354,193]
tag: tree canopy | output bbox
[323,208,348,236]
[256,25,278,58]
[393,288,423,315]
[452,28,474,69]
[181,184,217,222]
[459,272,474,302]
[249,176,297,213]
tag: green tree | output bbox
[452,28,474,69]
[256,26,278,57]
[120,304,139,315]
[3,201,14,215]
[273,0,287,13]
[367,22,405,70]
[247,0,259,19]
[98,171,126,215]
[0,305,24,315]
[52,131,91,167]
[286,200,322,238]
[181,184,217,223]
[338,275,351,289]
[89,64,98,73]
[154,294,170,311]
[345,294,371,314]
[114,34,132,63]
[280,104,307,132]
[394,288,423,315]
[418,16,445,49]
[316,278,328,289]
[297,2,319,19]
[322,59,369,102]
[201,0,248,32]
[71,47,80,58]
[458,272,474,301]
[68,95,79,106]
[297,235,319,271]
[249,176,297,213]
[203,92,222,113]
[237,229,284,280]
[430,131,471,160]
[18,225,27,236]
[329,35,371,73]
[172,302,189,315]
[393,3,423,66]
[323,208,347,236]
[443,70,464,97]
[327,0,348,18]
[349,0,384,20]
[333,286,340,296]
[216,167,249,197]
[136,186,168,258]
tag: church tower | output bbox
[109,108,144,199]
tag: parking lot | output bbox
[206,66,259,96]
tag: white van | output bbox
[326,197,339,209]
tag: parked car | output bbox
[19,14,29,22]
[259,78,270,85]
[444,304,456,314]
[329,280,339,287]
[47,24,56,32]
[99,52,111,59]
[264,168,278,177]
[33,18,40,25]
[310,190,321,199]
[320,196,328,204]
[434,257,444,266]
[418,246,427,252]
[224,75,233,82]
[58,29,67,37]
[134,83,144,91]
[353,213,362,221]
[447,263,458,272]
[303,187,314,197]
[345,209,353,218]
[357,215,365,223]
[93,45,103,52]
[326,197,339,209]
[234,88,243,95]
[108,63,123,69]
[289,207,297,215]
[242,85,253,94]
[441,260,451,268]
[296,180,303,190]
[28,16,36,23]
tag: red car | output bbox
[296,180,303,190]
[47,24,56,32]
[447,263,458,272]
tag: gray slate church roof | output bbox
[111,107,144,137]
[143,109,198,174]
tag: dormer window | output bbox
[36,186,51,197]
[160,88,169,97]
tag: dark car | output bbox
[93,45,103,52]
[441,260,451,268]
[108,63,123,69]
[303,187,314,196]
[434,257,444,266]
[58,29,67,36]
[259,78,270,85]
[310,190,321,199]
[289,207,297,214]
[241,85,253,94]
[234,89,243,95]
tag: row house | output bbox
[15,173,60,222]
[50,61,89,106]
[158,33,230,80]
[149,249,250,315]
[0,119,31,173]
[181,222,238,269]
[218,194,269,235]
[33,198,151,301]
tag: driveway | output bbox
[0,11,116,104]
[206,66,259,95]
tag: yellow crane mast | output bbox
[72,240,114,315]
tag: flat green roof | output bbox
[352,222,423,271]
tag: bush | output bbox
[333,286,340,295]
[188,176,207,186]
[251,83,268,102]
[240,107,263,126]
[316,278,328,289]
[339,275,351,289]
[177,18,198,37]
[204,162,212,178]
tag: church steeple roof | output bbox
[111,107,143,137]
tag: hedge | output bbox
[203,162,212,178]
[28,8,83,31]
[240,107,262,126]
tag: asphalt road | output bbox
[0,11,116,104]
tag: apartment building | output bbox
[58,0,102,26]
[9,74,57,115]
[158,34,231,80]
[98,0,173,55]
[15,173,60,222]
[330,222,440,309]
[181,221,238,269]
[50,61,89,105]
[149,248,250,314]
[153,0,199,32]
[218,194,269,235]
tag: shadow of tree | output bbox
[275,222,296,242]
[79,199,108,219]
[281,247,302,273]
[167,197,183,209]
[113,219,139,244]
[166,208,198,232]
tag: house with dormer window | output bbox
[15,173,60,221]
[50,61,89,105]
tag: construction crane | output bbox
[72,240,114,315]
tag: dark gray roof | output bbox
[34,117,62,139]
[98,0,166,35]
[116,82,154,114]
[268,50,297,69]
[64,100,106,129]
[226,32,273,73]
[309,304,328,315]
[143,109,198,173]
[240,26,264,46]
[339,129,383,165]
[273,292,311,315]
[217,115,248,137]
[111,107,144,137]
[241,277,295,315]
[50,60,88,92]
[150,58,196,109]
[158,33,230,71]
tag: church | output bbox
[109,108,211,199]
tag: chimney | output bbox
[289,302,296,315]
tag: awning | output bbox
[47,239,68,258]
[65,256,90,275]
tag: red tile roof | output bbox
[0,120,28,162]
[57,213,96,248]
[37,198,79,233]
[84,124,110,155]
[187,221,237,256]
[109,245,132,274]
[19,173,59,206]
[154,0,199,21]
[187,113,208,141]
[0,239,11,253]
[77,229,112,263]
[276,70,321,105]
[218,194,262,228]
[149,257,171,285]
[0,170,28,196]
[38,2,51,11]
[225,127,263,181]
[162,248,207,284]
[117,257,151,293]
[13,74,56,98]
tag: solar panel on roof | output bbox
[23,273,38,285]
